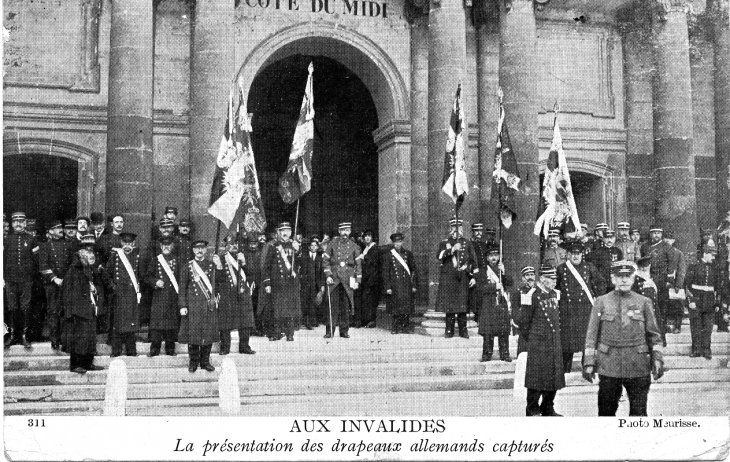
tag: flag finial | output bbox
[553,101,560,114]
[308,62,314,74]
[497,87,503,103]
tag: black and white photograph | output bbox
[2,0,729,459]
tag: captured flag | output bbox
[441,83,468,207]
[279,62,315,205]
[534,113,580,237]
[208,81,267,233]
[492,102,521,228]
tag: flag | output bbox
[441,83,468,210]
[533,113,580,237]
[208,81,267,233]
[279,62,315,205]
[492,103,521,228]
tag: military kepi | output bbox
[448,217,463,227]
[611,260,637,276]
[277,222,292,231]
[192,240,208,248]
[539,265,557,278]
[337,221,352,229]
[11,212,26,220]
[119,232,137,243]
[520,266,536,276]
[390,232,404,242]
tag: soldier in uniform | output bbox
[357,230,381,328]
[630,227,642,249]
[382,233,418,334]
[640,225,677,344]
[665,230,687,334]
[592,229,623,294]
[39,219,73,350]
[218,236,256,354]
[241,234,264,336]
[178,218,194,263]
[299,236,325,330]
[4,212,39,348]
[616,222,640,262]
[436,218,477,338]
[633,256,658,309]
[178,240,223,372]
[107,232,142,356]
[511,265,536,356]
[516,265,565,417]
[542,228,567,268]
[579,224,595,263]
[468,223,489,324]
[61,245,106,373]
[262,222,302,341]
[582,261,664,417]
[145,236,180,357]
[478,245,513,361]
[556,242,604,373]
[322,222,362,339]
[684,242,721,359]
[63,220,78,245]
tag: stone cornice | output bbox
[373,120,411,151]
[653,0,696,20]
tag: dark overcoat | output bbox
[178,259,222,345]
[61,260,104,354]
[144,253,180,331]
[478,265,513,336]
[517,285,565,391]
[107,249,142,334]
[262,240,302,321]
[436,236,477,314]
[218,252,255,330]
[556,260,603,353]
[469,240,489,315]
[382,247,417,315]
[299,250,325,305]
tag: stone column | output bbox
[498,0,540,274]
[410,14,430,305]
[651,0,697,253]
[712,0,730,221]
[189,0,235,243]
[105,0,154,245]
[427,0,467,304]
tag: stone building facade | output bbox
[3,0,729,306]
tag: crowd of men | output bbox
[4,208,730,416]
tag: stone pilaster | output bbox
[427,0,468,305]
[711,0,730,221]
[189,0,235,243]
[409,14,430,305]
[651,0,698,253]
[498,0,540,275]
[105,0,154,245]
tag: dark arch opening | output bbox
[3,154,78,230]
[538,170,607,228]
[248,54,379,237]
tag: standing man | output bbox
[556,242,604,373]
[516,265,565,417]
[39,219,73,350]
[592,230,623,294]
[4,212,39,348]
[299,236,325,330]
[436,218,477,339]
[178,219,194,262]
[633,256,658,311]
[241,234,264,336]
[616,222,640,262]
[382,233,418,334]
[61,245,105,373]
[684,242,721,359]
[218,236,256,353]
[96,214,124,266]
[178,240,223,372]
[478,245,513,362]
[511,266,536,356]
[145,236,180,357]
[64,220,78,246]
[322,222,362,339]
[76,217,91,247]
[582,261,664,417]
[469,223,490,324]
[640,225,677,346]
[357,230,381,328]
[665,230,687,334]
[542,228,567,268]
[262,223,302,341]
[107,233,142,357]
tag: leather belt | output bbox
[691,284,714,292]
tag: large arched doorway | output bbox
[248,55,379,237]
[538,169,614,229]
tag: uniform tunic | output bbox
[617,239,641,262]
[511,283,534,355]
[3,233,39,283]
[640,240,676,292]
[591,246,623,292]
[322,236,363,312]
[218,252,255,330]
[632,274,658,308]
[469,240,490,315]
[178,259,222,345]
[61,261,104,355]
[517,285,565,391]
[478,265,513,337]
[382,247,418,315]
[39,238,73,285]
[583,290,662,378]
[107,249,142,334]
[262,240,302,321]
[556,260,603,353]
[436,236,477,314]
[144,253,180,331]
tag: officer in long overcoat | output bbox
[468,223,489,323]
[382,233,418,334]
[145,236,180,356]
[107,232,142,357]
[478,244,513,361]
[511,265,537,356]
[218,236,256,353]
[4,212,39,348]
[322,222,362,338]
[178,240,224,372]
[516,265,565,417]
[556,241,604,373]
[436,218,477,338]
[684,242,721,359]
[39,219,73,350]
[262,222,302,341]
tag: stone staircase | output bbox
[4,324,729,416]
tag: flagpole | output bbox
[496,89,504,301]
[292,199,300,276]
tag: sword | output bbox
[327,284,334,335]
